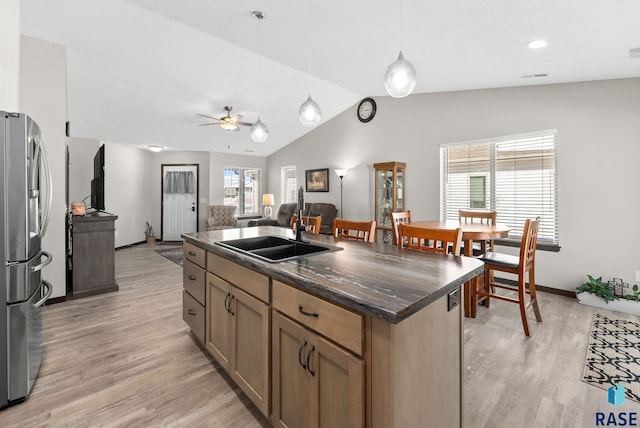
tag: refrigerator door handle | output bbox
[30,251,53,273]
[38,135,53,237]
[34,280,53,309]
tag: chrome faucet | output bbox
[295,186,306,242]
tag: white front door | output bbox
[162,165,198,241]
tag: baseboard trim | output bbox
[495,277,576,298]
[45,296,67,305]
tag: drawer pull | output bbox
[306,345,316,376]
[229,295,235,316]
[298,338,308,369]
[224,292,231,313]
[187,309,196,316]
[188,251,196,256]
[298,305,319,318]
[188,275,196,281]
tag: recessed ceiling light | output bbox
[148,145,163,152]
[526,40,547,49]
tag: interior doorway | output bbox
[161,164,199,241]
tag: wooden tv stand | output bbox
[68,211,119,298]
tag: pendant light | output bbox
[299,0,321,127]
[250,11,269,142]
[384,0,417,98]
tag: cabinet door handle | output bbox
[306,345,316,376]
[224,292,231,312]
[298,338,308,369]
[188,251,196,256]
[188,275,196,281]
[298,305,319,318]
[187,309,196,316]
[229,295,235,316]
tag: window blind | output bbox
[440,130,559,245]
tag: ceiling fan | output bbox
[197,106,253,132]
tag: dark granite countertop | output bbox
[182,226,483,324]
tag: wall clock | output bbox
[357,97,376,123]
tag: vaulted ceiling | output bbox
[21,0,640,156]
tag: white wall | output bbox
[0,0,20,111]
[268,78,640,292]
[19,35,67,299]
[102,142,151,247]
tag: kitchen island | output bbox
[182,226,483,428]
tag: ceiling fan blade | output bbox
[198,123,219,126]
[236,121,254,127]
[196,113,223,121]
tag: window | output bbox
[281,165,297,204]
[440,130,558,246]
[224,167,261,216]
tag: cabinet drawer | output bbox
[183,290,205,343]
[207,253,270,304]
[184,242,206,268]
[183,259,206,305]
[272,280,363,356]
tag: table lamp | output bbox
[262,193,275,219]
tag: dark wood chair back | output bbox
[398,224,463,256]
[291,214,322,235]
[390,210,411,245]
[333,219,376,243]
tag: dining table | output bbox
[410,220,511,317]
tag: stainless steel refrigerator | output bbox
[1,111,53,409]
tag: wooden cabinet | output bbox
[68,212,118,298]
[182,242,207,343]
[373,161,405,244]
[272,311,364,428]
[205,255,270,417]
[272,280,364,428]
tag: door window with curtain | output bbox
[164,171,195,194]
[440,129,559,248]
[224,167,261,216]
[281,165,297,204]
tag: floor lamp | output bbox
[335,169,347,217]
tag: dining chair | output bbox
[397,224,463,256]
[472,217,542,336]
[458,210,497,255]
[291,214,322,235]
[333,219,376,243]
[390,210,412,245]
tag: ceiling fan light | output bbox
[384,50,417,98]
[220,122,238,131]
[299,94,321,127]
[250,118,269,142]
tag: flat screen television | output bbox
[90,145,105,211]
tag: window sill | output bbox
[237,214,262,220]
[494,238,560,252]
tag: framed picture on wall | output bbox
[305,168,329,192]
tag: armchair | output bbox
[251,203,297,228]
[206,205,238,231]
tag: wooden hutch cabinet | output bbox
[373,161,406,244]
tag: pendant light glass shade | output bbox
[384,50,417,98]
[250,117,268,142]
[299,94,321,127]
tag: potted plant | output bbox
[576,274,640,315]
[145,221,156,245]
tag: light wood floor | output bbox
[1,244,639,427]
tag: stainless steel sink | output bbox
[216,236,341,262]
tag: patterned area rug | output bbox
[583,313,640,402]
[155,248,183,266]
